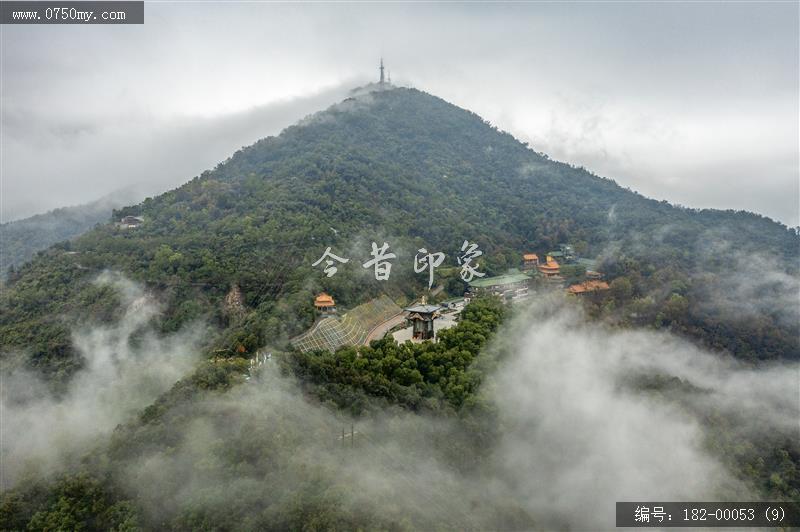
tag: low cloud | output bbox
[3,276,796,529]
[487,299,799,528]
[0,272,204,488]
[111,298,797,529]
[693,241,800,329]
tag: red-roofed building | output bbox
[314,293,336,313]
[537,255,561,277]
[566,280,610,296]
[522,253,540,270]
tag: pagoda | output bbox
[403,302,440,340]
[314,293,336,314]
[537,255,562,278]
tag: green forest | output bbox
[1,194,130,277]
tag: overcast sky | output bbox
[2,2,798,225]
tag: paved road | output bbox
[364,313,406,344]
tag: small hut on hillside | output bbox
[403,304,440,340]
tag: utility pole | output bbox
[339,425,356,448]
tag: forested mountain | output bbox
[3,86,797,381]
[1,85,798,530]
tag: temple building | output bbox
[468,271,531,301]
[560,244,576,262]
[119,215,144,229]
[566,280,610,296]
[522,253,540,271]
[537,255,562,278]
[403,303,440,340]
[314,293,337,314]
[547,244,576,263]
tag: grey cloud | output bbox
[116,298,797,529]
[0,272,204,488]
[3,278,796,528]
[691,234,800,329]
[486,299,797,528]
[2,84,354,221]
[2,3,797,224]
